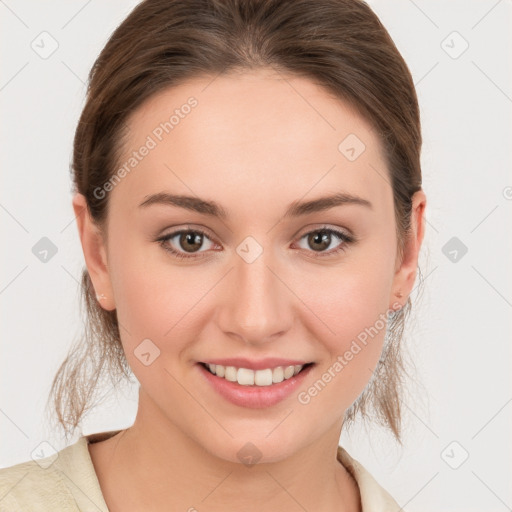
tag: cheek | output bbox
[106,233,182,346]
[294,248,395,406]
[301,253,393,346]
[106,236,216,366]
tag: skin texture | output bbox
[73,68,426,511]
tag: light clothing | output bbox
[0,430,403,511]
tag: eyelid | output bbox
[295,223,353,240]
[158,223,353,242]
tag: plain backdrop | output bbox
[1,1,511,511]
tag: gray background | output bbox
[1,1,511,510]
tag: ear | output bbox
[390,189,427,310]
[72,193,116,311]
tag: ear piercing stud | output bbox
[96,293,106,301]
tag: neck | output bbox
[89,390,361,512]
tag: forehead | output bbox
[110,69,392,221]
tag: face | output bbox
[75,68,425,463]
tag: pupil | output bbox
[309,231,330,251]
[181,232,202,252]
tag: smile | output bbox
[197,362,316,408]
[201,362,314,386]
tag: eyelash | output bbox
[156,226,355,261]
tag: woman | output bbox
[0,0,426,510]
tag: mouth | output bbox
[199,361,315,387]
[196,361,315,409]
[199,363,315,386]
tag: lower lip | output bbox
[197,363,315,408]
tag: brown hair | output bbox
[46,0,423,444]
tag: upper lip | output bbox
[200,358,313,371]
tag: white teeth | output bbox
[272,366,284,383]
[237,368,254,386]
[283,366,295,379]
[225,366,237,382]
[254,369,273,386]
[205,363,307,386]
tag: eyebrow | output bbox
[138,191,372,218]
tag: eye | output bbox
[156,225,355,261]
[295,227,354,258]
[157,228,217,260]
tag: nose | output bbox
[215,246,293,346]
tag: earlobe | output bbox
[72,193,116,311]
[390,189,427,310]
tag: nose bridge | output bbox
[217,241,291,344]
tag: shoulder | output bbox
[0,434,111,512]
[0,456,79,511]
[337,445,404,512]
